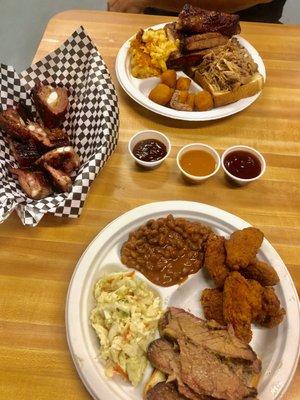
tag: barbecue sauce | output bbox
[133,139,167,162]
[224,150,261,179]
[180,150,216,176]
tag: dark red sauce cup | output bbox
[221,145,266,186]
[128,130,171,168]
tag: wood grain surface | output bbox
[0,10,299,400]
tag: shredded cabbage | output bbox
[90,271,162,386]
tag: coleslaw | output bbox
[90,271,162,386]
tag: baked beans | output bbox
[120,214,212,286]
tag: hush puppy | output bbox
[194,91,214,111]
[161,69,177,88]
[176,77,191,91]
[149,83,172,105]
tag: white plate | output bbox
[66,201,300,400]
[115,23,266,121]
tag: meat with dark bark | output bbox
[43,163,72,192]
[159,308,257,361]
[167,52,204,71]
[149,308,261,400]
[178,338,256,400]
[183,32,228,52]
[32,84,69,128]
[45,127,70,148]
[147,339,205,400]
[164,22,183,43]
[8,138,41,168]
[36,146,80,174]
[176,4,241,37]
[9,168,53,199]
[27,123,70,148]
[26,122,56,147]
[0,108,69,148]
[16,100,35,123]
[146,382,187,400]
[0,109,34,142]
[147,339,179,376]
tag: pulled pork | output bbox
[197,38,259,92]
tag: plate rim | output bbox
[115,23,266,121]
[66,200,300,400]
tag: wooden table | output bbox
[0,10,299,400]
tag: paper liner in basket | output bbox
[0,26,119,226]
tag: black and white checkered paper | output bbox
[0,26,119,226]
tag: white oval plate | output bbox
[66,201,299,400]
[115,23,266,121]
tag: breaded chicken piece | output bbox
[204,234,229,288]
[225,227,264,270]
[223,272,253,343]
[201,288,225,325]
[241,259,280,287]
[247,279,264,321]
[255,287,285,328]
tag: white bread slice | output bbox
[143,369,166,400]
[194,71,264,108]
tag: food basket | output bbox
[0,26,119,226]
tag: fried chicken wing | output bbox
[223,272,253,343]
[201,288,225,325]
[247,280,264,322]
[241,259,280,287]
[225,227,264,270]
[203,234,229,288]
[255,287,285,328]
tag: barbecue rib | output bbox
[183,32,229,52]
[176,4,241,37]
[8,138,41,168]
[32,83,69,128]
[167,52,205,70]
[36,146,80,174]
[16,101,35,123]
[9,168,53,199]
[45,127,70,148]
[0,109,34,142]
[43,163,72,193]
[0,108,69,148]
